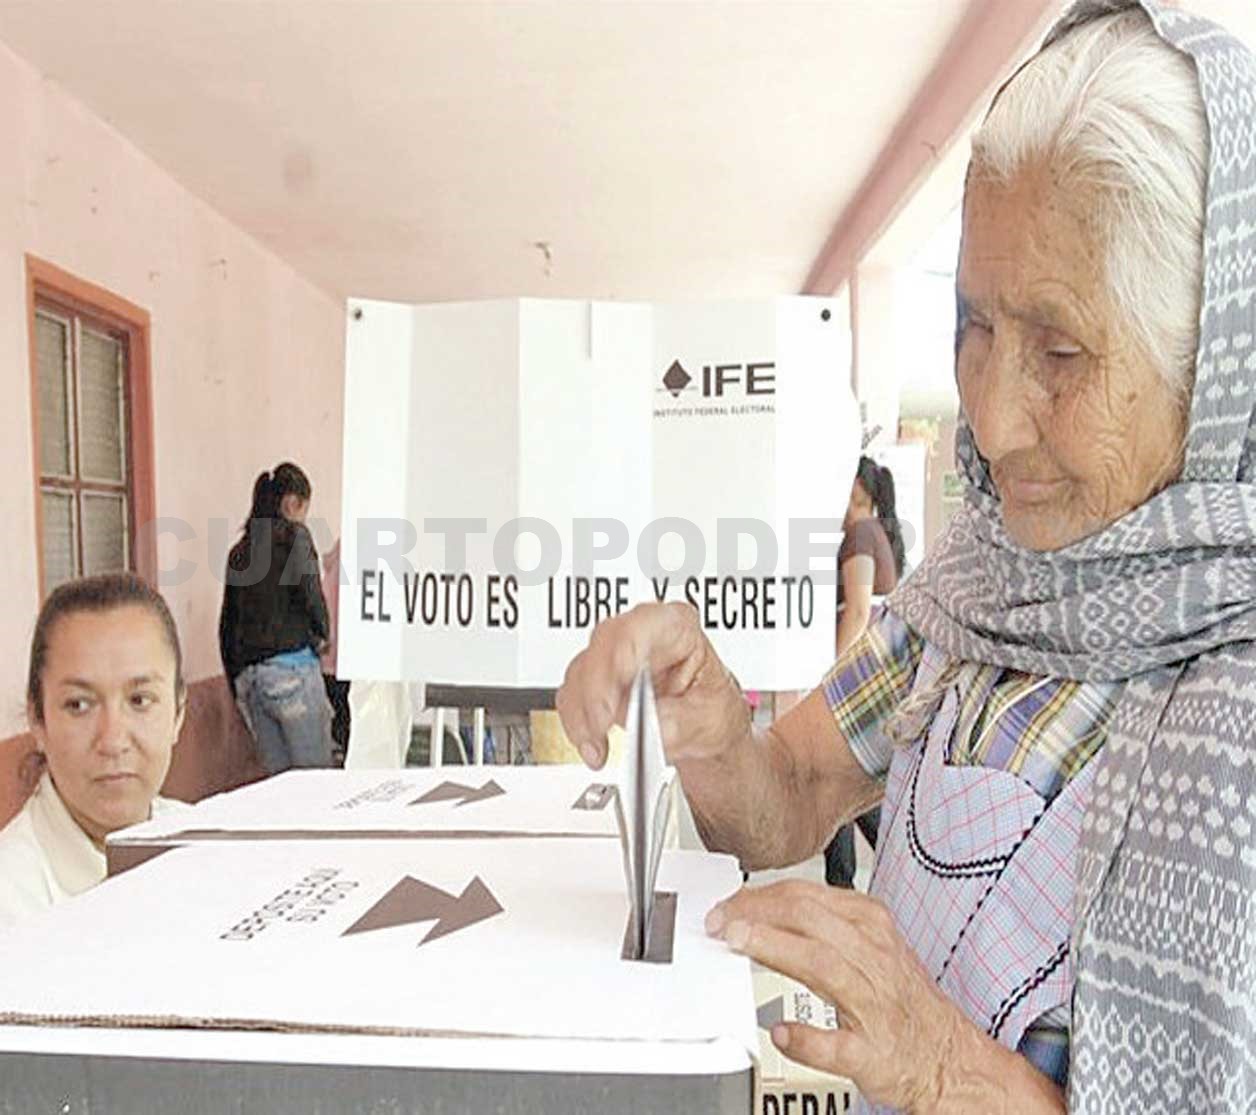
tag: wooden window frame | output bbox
[26,256,156,595]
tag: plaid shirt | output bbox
[823,611,1121,1087]
[823,612,1119,800]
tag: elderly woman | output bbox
[558,2,1255,1111]
[0,574,187,928]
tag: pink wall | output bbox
[0,41,345,795]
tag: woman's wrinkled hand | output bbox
[706,880,969,1112]
[555,602,749,770]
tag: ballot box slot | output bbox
[621,890,677,964]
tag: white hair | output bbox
[970,9,1207,399]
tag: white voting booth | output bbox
[338,296,860,702]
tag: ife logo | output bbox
[659,359,776,401]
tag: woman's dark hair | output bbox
[26,573,185,724]
[856,455,907,579]
[243,461,312,539]
[23,573,184,791]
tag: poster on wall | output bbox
[338,297,859,691]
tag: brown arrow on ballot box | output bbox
[342,876,504,946]
[409,780,507,808]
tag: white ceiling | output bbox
[0,0,977,303]
[3,0,1251,425]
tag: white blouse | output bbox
[0,773,186,929]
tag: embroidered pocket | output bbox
[910,743,1046,874]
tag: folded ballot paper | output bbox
[615,669,677,963]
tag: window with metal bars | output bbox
[33,299,134,592]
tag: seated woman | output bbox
[0,573,187,928]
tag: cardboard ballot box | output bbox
[754,966,856,1115]
[107,765,623,876]
[0,840,757,1114]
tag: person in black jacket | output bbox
[219,462,334,773]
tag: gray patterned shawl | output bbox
[888,2,1256,1110]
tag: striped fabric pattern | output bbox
[822,614,922,771]
[948,665,1118,800]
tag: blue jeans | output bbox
[235,658,334,774]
